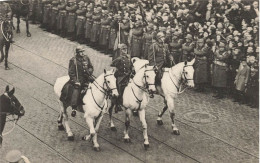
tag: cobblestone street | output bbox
[0,20,258,163]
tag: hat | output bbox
[78,1,84,6]
[147,23,154,29]
[76,45,85,53]
[68,0,76,3]
[185,34,193,40]
[157,32,165,39]
[159,26,167,32]
[5,150,22,163]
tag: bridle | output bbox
[0,95,22,137]
[91,73,117,111]
[182,65,194,82]
[132,65,156,92]
[131,65,156,110]
[168,64,194,94]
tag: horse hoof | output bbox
[27,32,31,37]
[124,138,131,143]
[58,125,64,131]
[110,127,117,132]
[93,147,100,152]
[173,130,180,135]
[133,111,138,117]
[71,110,76,117]
[157,120,163,126]
[144,144,150,150]
[68,135,74,141]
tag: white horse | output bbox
[156,59,195,135]
[109,58,157,150]
[54,69,118,151]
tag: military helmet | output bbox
[157,32,165,39]
[76,45,85,53]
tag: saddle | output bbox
[60,81,88,113]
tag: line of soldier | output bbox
[26,0,258,107]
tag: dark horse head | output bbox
[0,85,25,144]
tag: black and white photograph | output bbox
[0,0,259,162]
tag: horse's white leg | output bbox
[124,109,132,143]
[92,114,104,151]
[166,97,180,135]
[108,104,116,131]
[57,101,64,130]
[85,116,96,136]
[139,109,149,150]
[63,108,74,140]
[157,101,168,126]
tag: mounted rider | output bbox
[111,43,133,112]
[0,1,14,43]
[60,45,94,117]
[148,32,170,87]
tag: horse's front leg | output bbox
[139,109,149,150]
[157,101,168,125]
[57,101,64,131]
[167,97,180,135]
[124,108,132,143]
[63,108,74,140]
[4,43,10,69]
[92,114,104,151]
[16,16,20,33]
[108,103,116,131]
[25,15,31,37]
[0,46,4,63]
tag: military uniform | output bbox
[57,0,67,36]
[181,34,195,62]
[108,16,118,52]
[168,32,183,64]
[90,7,101,44]
[75,2,86,42]
[0,2,12,70]
[148,41,169,70]
[68,54,94,108]
[84,5,93,42]
[50,0,59,33]
[120,19,130,45]
[142,24,156,60]
[66,1,78,38]
[111,54,132,104]
[42,0,52,28]
[129,21,143,58]
[193,39,210,90]
[36,0,43,23]
[99,11,111,50]
[211,47,230,98]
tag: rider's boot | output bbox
[71,106,77,117]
